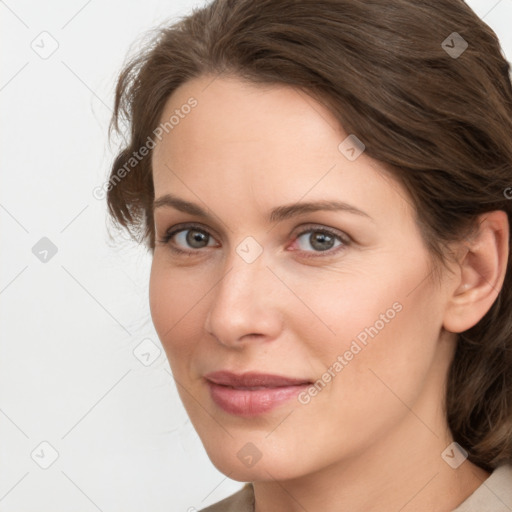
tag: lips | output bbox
[204,370,312,388]
[204,370,313,417]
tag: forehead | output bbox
[154,74,342,159]
[151,75,413,227]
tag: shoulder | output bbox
[199,483,254,512]
[452,464,512,512]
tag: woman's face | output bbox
[149,75,457,481]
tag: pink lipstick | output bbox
[204,371,312,417]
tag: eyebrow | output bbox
[153,193,374,223]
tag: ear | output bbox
[443,210,510,333]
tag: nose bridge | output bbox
[204,243,281,345]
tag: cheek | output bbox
[148,257,207,363]
[314,275,440,422]
[289,250,441,400]
[271,272,441,471]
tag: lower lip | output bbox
[207,381,310,417]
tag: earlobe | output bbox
[443,210,509,334]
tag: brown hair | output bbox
[107,0,512,472]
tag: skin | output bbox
[149,74,509,512]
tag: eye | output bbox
[158,224,218,254]
[291,226,349,257]
[157,222,350,258]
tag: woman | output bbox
[106,0,512,510]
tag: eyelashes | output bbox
[292,227,347,257]
[157,222,350,258]
[159,224,219,254]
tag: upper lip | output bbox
[204,371,312,388]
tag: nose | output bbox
[203,248,284,348]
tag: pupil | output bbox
[311,232,334,251]
[187,229,208,248]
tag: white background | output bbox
[1,1,511,510]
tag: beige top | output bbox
[200,464,512,512]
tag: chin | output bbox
[203,441,310,482]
